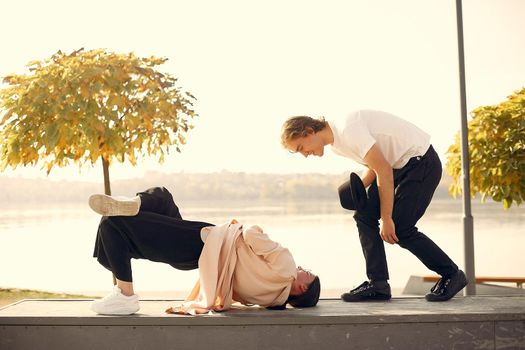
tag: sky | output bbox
[1,0,524,182]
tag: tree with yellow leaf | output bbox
[0,48,197,195]
[446,87,525,209]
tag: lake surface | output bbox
[0,198,523,297]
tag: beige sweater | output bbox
[166,220,297,315]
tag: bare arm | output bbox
[363,144,398,244]
[361,167,377,188]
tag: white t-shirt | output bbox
[329,110,431,169]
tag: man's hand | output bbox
[380,217,399,244]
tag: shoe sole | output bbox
[90,302,140,315]
[89,194,139,216]
[341,294,392,302]
[92,308,139,315]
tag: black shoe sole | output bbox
[341,294,392,302]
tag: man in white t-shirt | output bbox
[281,110,468,302]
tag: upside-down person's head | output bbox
[268,266,321,309]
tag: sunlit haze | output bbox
[1,0,524,182]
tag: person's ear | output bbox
[304,127,315,135]
[299,283,308,294]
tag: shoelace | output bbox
[100,287,121,301]
[430,277,452,295]
[352,281,372,294]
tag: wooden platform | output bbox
[1,296,524,350]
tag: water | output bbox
[0,199,523,297]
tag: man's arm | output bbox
[361,167,377,188]
[242,225,297,277]
[363,144,399,244]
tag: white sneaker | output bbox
[90,286,140,315]
[88,194,140,216]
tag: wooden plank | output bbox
[0,322,499,350]
[2,297,525,350]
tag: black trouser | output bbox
[93,187,214,282]
[353,145,458,281]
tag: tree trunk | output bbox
[101,156,116,285]
[101,156,111,195]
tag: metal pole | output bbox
[455,0,476,295]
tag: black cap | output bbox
[338,172,367,211]
[287,276,321,308]
[266,276,321,310]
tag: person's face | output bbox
[285,129,325,158]
[294,266,317,289]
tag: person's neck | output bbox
[320,125,334,146]
[289,281,300,296]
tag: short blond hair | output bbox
[280,116,328,147]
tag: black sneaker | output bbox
[341,281,392,302]
[425,270,468,302]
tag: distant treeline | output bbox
[1,171,454,205]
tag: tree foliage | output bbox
[0,48,197,193]
[446,88,525,209]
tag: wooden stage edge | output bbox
[1,296,524,350]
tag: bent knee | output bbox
[353,212,380,228]
[396,226,419,244]
[98,216,120,237]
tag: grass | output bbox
[0,288,95,308]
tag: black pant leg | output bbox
[392,147,458,277]
[353,181,390,281]
[93,213,213,282]
[136,186,182,219]
[94,216,135,281]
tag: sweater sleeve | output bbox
[242,225,297,279]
